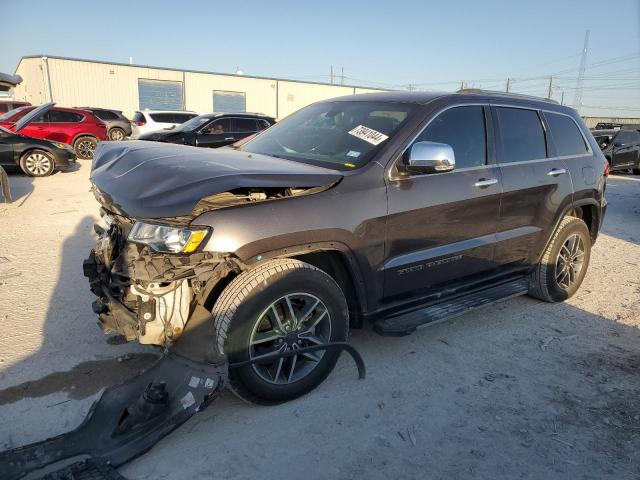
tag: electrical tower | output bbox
[573,30,590,110]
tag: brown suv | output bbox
[84,90,608,404]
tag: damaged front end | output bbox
[83,209,240,348]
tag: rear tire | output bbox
[74,136,98,159]
[108,128,126,141]
[20,149,55,177]
[528,216,591,302]
[211,258,349,405]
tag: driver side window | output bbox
[412,106,487,169]
[203,118,232,134]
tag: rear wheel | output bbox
[74,136,98,159]
[108,128,126,141]
[529,216,591,302]
[20,150,55,177]
[211,258,349,404]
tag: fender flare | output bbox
[537,198,602,263]
[238,240,371,315]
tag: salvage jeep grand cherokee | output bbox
[84,91,607,404]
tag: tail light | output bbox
[135,120,146,126]
[604,161,610,177]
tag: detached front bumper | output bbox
[83,222,237,346]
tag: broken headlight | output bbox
[128,222,209,253]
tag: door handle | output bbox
[547,168,567,177]
[474,178,498,188]
[225,136,235,141]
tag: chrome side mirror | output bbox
[405,141,455,174]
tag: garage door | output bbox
[138,79,184,110]
[213,90,246,113]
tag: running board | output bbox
[374,277,529,336]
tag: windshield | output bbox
[0,106,31,121]
[240,101,416,170]
[173,115,212,132]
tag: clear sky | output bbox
[2,0,639,117]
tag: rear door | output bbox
[384,104,502,298]
[492,106,573,267]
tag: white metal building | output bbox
[13,55,385,119]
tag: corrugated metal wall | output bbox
[14,57,385,120]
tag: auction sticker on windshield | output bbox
[348,125,389,146]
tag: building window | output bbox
[138,79,184,111]
[213,90,246,113]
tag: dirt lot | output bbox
[0,163,639,479]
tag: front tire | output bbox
[211,258,349,405]
[108,128,126,141]
[74,136,98,159]
[529,216,591,302]
[20,150,55,177]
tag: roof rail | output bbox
[456,88,560,105]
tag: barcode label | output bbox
[348,125,389,146]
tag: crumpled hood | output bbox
[90,141,343,218]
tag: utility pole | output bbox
[506,78,511,92]
[561,91,565,105]
[547,76,553,99]
[573,30,590,110]
[330,65,334,84]
[460,80,465,91]
[341,66,344,85]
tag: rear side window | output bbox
[614,130,638,145]
[232,118,257,133]
[414,105,487,169]
[93,110,118,121]
[545,113,589,156]
[49,110,84,123]
[496,107,547,162]
[150,113,175,123]
[256,119,271,130]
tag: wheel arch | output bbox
[542,199,602,260]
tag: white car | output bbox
[130,110,199,139]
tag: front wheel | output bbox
[74,136,98,159]
[211,259,349,404]
[529,216,591,302]
[20,150,55,177]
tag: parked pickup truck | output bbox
[84,90,607,404]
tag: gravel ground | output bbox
[0,163,639,479]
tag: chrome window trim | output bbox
[388,102,490,181]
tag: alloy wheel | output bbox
[109,129,125,141]
[77,139,97,159]
[555,233,585,289]
[249,293,331,385]
[24,152,52,176]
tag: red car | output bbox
[0,105,108,159]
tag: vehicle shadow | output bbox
[0,215,157,447]
[119,287,640,480]
[2,169,34,205]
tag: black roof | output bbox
[199,112,274,120]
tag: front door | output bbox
[196,118,235,148]
[492,106,573,267]
[611,130,638,169]
[384,105,502,299]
